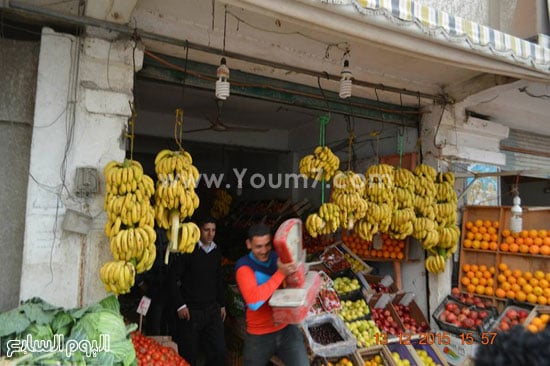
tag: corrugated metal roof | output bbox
[501,129,550,179]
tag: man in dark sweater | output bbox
[168,217,226,366]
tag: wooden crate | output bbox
[358,345,396,366]
[459,206,550,307]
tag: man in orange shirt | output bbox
[235,223,309,365]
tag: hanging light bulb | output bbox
[215,57,230,100]
[339,58,352,99]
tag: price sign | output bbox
[137,296,151,316]
[373,233,383,250]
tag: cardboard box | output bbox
[433,333,478,366]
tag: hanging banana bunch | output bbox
[425,251,447,274]
[389,168,416,239]
[305,203,341,238]
[330,171,368,229]
[299,146,340,181]
[211,189,232,219]
[99,260,136,295]
[102,159,157,295]
[435,172,460,252]
[167,222,201,253]
[364,164,395,233]
[154,149,200,263]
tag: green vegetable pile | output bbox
[0,295,136,365]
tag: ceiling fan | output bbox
[183,99,269,133]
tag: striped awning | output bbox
[328,0,550,73]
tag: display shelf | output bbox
[459,206,550,307]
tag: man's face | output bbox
[200,222,216,245]
[246,234,272,262]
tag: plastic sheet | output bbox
[303,313,357,358]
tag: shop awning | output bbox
[350,0,550,73]
[220,0,550,82]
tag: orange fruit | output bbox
[479,278,488,286]
[487,278,494,286]
[546,273,550,282]
[538,229,547,238]
[498,263,509,271]
[513,269,523,278]
[497,274,507,283]
[530,278,540,287]
[506,290,516,300]
[490,242,498,251]
[465,221,474,229]
[467,271,475,279]
[501,282,511,291]
[462,264,471,272]
[519,244,529,253]
[516,237,524,245]
[524,271,534,280]
[527,293,537,304]
[521,230,529,238]
[502,229,510,237]
[471,226,479,234]
[493,221,499,228]
[472,240,481,249]
[530,245,540,255]
[529,229,539,238]
[511,284,521,292]
[479,227,488,234]
[484,220,492,228]
[471,277,480,286]
[534,237,543,246]
[509,243,519,253]
[467,284,476,293]
[488,227,496,235]
[489,266,495,274]
[480,241,489,250]
[535,271,545,280]
[470,264,479,272]
[505,236,515,244]
[504,269,513,278]
[523,284,533,294]
[476,285,485,295]
[461,277,471,286]
[482,233,491,242]
[544,288,550,298]
[466,232,475,240]
[508,276,517,285]
[544,237,550,246]
[539,279,549,289]
[537,296,548,305]
[475,219,483,227]
[515,291,527,302]
[518,278,527,286]
[534,286,544,296]
[484,287,493,296]
[463,239,473,248]
[500,243,509,252]
[495,288,506,298]
[525,237,534,246]
[540,314,550,323]
[527,324,539,333]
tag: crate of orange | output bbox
[341,231,408,262]
[524,305,550,333]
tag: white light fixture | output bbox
[215,57,230,100]
[339,58,352,99]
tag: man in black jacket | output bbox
[168,217,226,366]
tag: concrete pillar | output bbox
[419,104,453,327]
[20,27,143,307]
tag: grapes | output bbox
[309,323,344,345]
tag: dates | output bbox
[309,322,344,345]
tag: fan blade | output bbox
[182,127,213,133]
[224,125,269,132]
